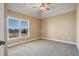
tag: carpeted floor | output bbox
[8,39,79,56]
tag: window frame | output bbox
[7,16,29,40]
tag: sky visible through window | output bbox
[21,21,28,29]
[9,18,28,29]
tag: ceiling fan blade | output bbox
[47,8,50,10]
[33,3,41,8]
[33,3,51,11]
[33,6,36,8]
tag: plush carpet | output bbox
[8,39,79,56]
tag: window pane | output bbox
[8,18,19,38]
[21,21,28,36]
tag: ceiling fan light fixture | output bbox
[40,7,45,10]
[33,3,50,11]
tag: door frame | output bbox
[4,3,8,56]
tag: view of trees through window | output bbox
[21,21,28,36]
[8,17,29,38]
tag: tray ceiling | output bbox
[8,3,77,19]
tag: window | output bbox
[21,21,28,36]
[8,17,29,39]
[8,19,19,38]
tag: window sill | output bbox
[8,36,29,40]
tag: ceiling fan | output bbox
[33,3,50,11]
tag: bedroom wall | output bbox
[7,10,41,45]
[76,4,79,50]
[7,9,76,45]
[41,11,76,43]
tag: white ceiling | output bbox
[8,3,77,19]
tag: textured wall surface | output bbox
[41,11,76,43]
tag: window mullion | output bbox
[19,20,21,37]
[8,16,29,39]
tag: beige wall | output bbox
[41,11,76,42]
[4,3,8,56]
[7,10,41,45]
[7,10,76,45]
[76,4,79,50]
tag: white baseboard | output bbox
[41,37,76,45]
[8,37,76,47]
[76,43,79,51]
[8,37,40,48]
[8,37,79,51]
